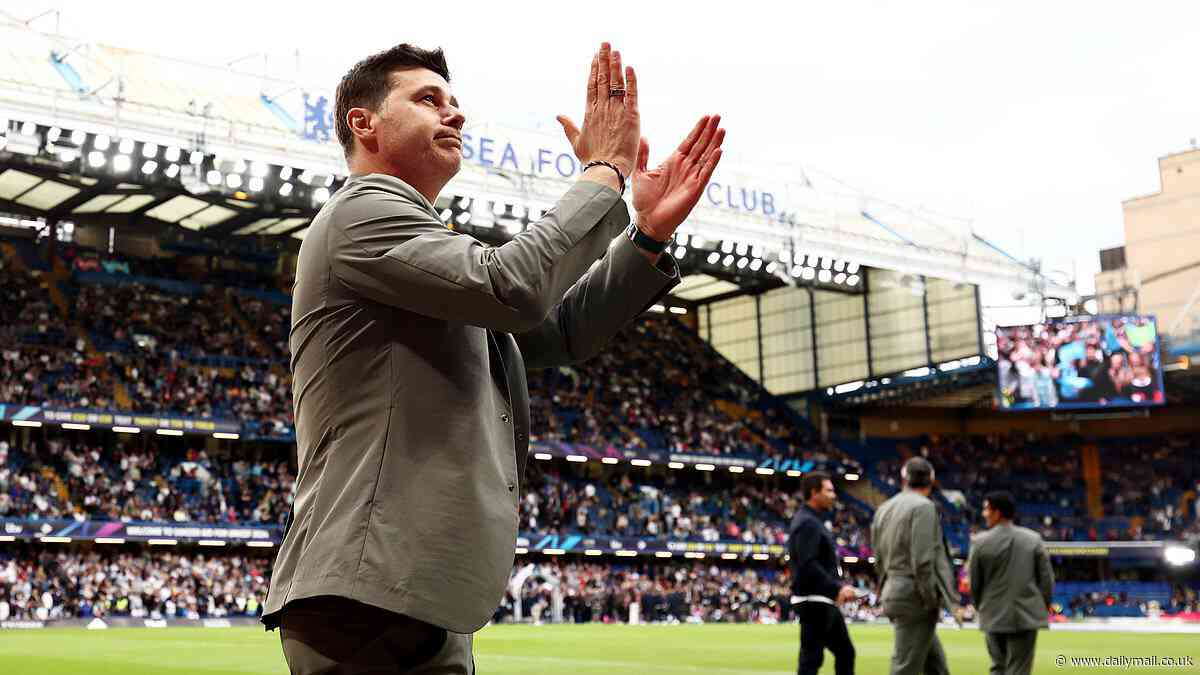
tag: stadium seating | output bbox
[4,240,854,462]
[520,462,872,552]
[854,433,1200,544]
[0,439,293,526]
[0,543,271,621]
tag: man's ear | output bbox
[347,108,375,148]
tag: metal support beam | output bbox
[921,275,933,366]
[863,269,874,378]
[974,283,985,354]
[808,286,820,389]
[755,294,764,386]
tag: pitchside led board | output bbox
[995,315,1166,411]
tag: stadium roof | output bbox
[0,16,1076,305]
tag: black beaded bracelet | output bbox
[583,160,626,195]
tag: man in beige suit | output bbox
[261,41,725,674]
[871,457,963,675]
[967,491,1054,675]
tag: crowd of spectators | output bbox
[0,438,293,527]
[229,293,291,363]
[5,245,851,456]
[0,258,295,432]
[0,345,117,411]
[872,433,1200,543]
[519,463,872,554]
[0,545,270,621]
[0,265,71,349]
[1097,436,1200,541]
[74,283,245,362]
[527,316,855,466]
[498,561,880,625]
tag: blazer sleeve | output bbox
[1034,537,1055,606]
[515,236,679,369]
[330,178,630,333]
[967,539,984,602]
[910,501,942,610]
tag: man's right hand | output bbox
[557,42,640,178]
[835,586,858,605]
[952,605,967,625]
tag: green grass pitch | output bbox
[1,623,1197,674]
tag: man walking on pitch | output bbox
[967,492,1055,675]
[788,471,858,674]
[871,457,963,675]
[261,41,725,673]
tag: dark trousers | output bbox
[798,601,855,675]
[985,630,1037,675]
[889,616,949,675]
[278,596,473,674]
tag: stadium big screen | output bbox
[995,314,1165,410]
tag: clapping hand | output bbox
[632,115,726,241]
[557,42,640,177]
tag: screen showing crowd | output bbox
[995,315,1164,410]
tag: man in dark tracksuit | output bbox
[788,471,858,675]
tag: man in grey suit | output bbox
[967,491,1055,675]
[871,457,963,675]
[260,41,725,673]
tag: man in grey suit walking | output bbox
[261,41,725,673]
[871,457,963,675]
[967,491,1055,675]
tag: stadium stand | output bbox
[856,432,1200,546]
[520,461,872,552]
[0,438,293,526]
[2,235,1199,631]
[0,543,271,621]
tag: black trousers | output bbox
[797,601,855,675]
[985,630,1037,675]
[277,596,473,674]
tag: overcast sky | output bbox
[13,1,1200,296]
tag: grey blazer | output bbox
[262,174,678,633]
[968,523,1054,633]
[871,490,960,621]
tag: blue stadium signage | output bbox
[517,533,784,558]
[299,93,777,217]
[1,518,280,544]
[0,404,242,436]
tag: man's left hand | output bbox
[632,115,725,241]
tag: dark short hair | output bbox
[984,491,1017,520]
[801,471,832,500]
[901,457,934,488]
[334,44,451,158]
